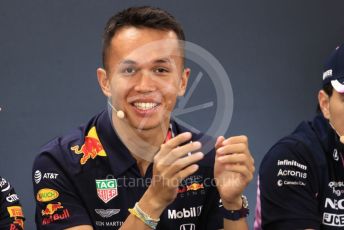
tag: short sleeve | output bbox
[33,153,92,229]
[0,176,25,230]
[257,140,321,230]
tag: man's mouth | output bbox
[133,102,159,111]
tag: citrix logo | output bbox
[168,206,202,219]
[6,193,19,203]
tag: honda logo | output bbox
[180,223,195,230]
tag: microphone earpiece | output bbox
[107,100,125,119]
[116,110,125,119]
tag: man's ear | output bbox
[178,68,191,96]
[318,90,331,119]
[97,68,112,98]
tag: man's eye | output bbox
[122,67,136,75]
[154,67,169,74]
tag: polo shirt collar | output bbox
[96,110,180,178]
[96,110,137,177]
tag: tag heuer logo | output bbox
[95,179,118,203]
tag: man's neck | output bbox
[112,114,169,175]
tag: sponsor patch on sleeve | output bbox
[36,188,59,202]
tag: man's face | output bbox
[98,27,189,131]
[319,90,344,135]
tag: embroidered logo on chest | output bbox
[71,127,107,165]
[95,179,118,203]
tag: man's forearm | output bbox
[224,218,249,230]
[120,189,166,230]
[222,196,249,230]
[119,214,156,230]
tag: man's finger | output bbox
[175,164,200,183]
[217,153,255,172]
[160,142,202,165]
[216,143,247,155]
[161,132,192,153]
[165,152,204,175]
[222,135,248,145]
[224,164,254,182]
[215,136,225,149]
[217,153,249,164]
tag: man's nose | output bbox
[134,70,156,93]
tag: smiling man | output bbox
[32,6,254,230]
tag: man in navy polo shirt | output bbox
[0,176,25,230]
[32,6,255,230]
[254,44,344,229]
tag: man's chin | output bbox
[121,110,171,130]
[128,119,166,132]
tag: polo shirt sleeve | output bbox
[0,177,25,230]
[257,139,321,230]
[33,152,92,229]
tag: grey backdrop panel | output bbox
[1,1,344,229]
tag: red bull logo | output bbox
[71,127,107,165]
[10,218,24,230]
[42,205,70,226]
[186,183,204,191]
[178,183,204,194]
[42,202,64,216]
[7,206,24,230]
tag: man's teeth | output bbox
[134,102,158,110]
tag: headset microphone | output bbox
[107,100,125,119]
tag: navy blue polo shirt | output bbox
[255,115,344,230]
[32,110,223,229]
[0,176,25,230]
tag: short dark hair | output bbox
[102,6,185,70]
[316,83,334,113]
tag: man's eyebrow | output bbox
[153,57,173,64]
[119,59,137,65]
[119,57,173,66]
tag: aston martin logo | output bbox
[95,209,120,218]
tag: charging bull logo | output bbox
[10,218,24,230]
[7,206,24,230]
[187,183,204,191]
[41,202,70,225]
[42,202,64,216]
[178,183,204,194]
[71,127,107,165]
